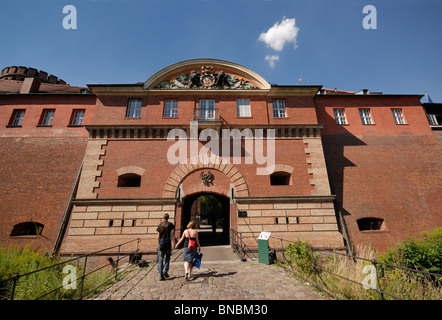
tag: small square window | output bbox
[40,109,55,126]
[333,109,347,125]
[126,99,142,118]
[9,109,26,126]
[237,98,251,117]
[164,100,178,117]
[392,109,406,125]
[71,109,85,126]
[359,109,373,125]
[272,100,286,118]
[427,114,439,126]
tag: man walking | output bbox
[156,214,175,281]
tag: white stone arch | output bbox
[162,155,249,198]
[144,58,271,90]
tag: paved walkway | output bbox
[92,246,325,300]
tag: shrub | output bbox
[380,227,442,277]
[284,240,320,277]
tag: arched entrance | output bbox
[181,192,230,246]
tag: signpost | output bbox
[258,232,271,265]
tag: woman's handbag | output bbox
[186,229,197,249]
[192,252,203,268]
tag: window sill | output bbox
[36,125,53,127]
[10,235,42,238]
[6,125,22,128]
[162,117,179,119]
[236,116,253,119]
[67,124,84,127]
[124,117,141,120]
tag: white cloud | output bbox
[265,55,279,68]
[258,17,300,52]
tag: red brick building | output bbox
[0,59,440,255]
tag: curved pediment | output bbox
[144,59,271,90]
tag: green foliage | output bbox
[200,194,223,225]
[380,227,442,276]
[284,240,320,277]
[281,230,442,300]
[0,244,115,300]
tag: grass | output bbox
[0,244,117,300]
[280,236,442,300]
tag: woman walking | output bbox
[175,221,201,280]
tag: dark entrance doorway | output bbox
[181,193,230,246]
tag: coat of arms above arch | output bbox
[155,65,257,90]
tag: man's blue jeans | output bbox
[158,248,171,279]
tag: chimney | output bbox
[20,77,41,94]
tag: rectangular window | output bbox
[392,108,406,125]
[164,100,178,117]
[427,114,439,126]
[126,99,142,118]
[237,98,251,117]
[199,99,215,120]
[359,109,373,125]
[9,109,26,126]
[272,100,286,118]
[71,109,85,126]
[333,109,347,125]
[40,109,55,126]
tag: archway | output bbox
[181,192,230,246]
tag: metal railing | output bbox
[277,237,442,300]
[0,238,142,300]
[193,108,220,121]
[230,227,441,300]
[229,229,256,261]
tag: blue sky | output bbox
[1,0,441,101]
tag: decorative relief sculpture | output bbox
[200,171,214,186]
[155,66,257,90]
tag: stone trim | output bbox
[76,139,107,199]
[85,125,323,140]
[303,137,332,196]
[162,155,249,198]
[116,166,145,176]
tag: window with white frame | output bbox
[272,100,286,118]
[392,108,406,125]
[199,99,215,120]
[9,109,26,126]
[359,109,373,125]
[126,99,142,118]
[333,109,347,125]
[40,109,55,126]
[164,100,178,117]
[71,109,85,126]
[237,98,251,117]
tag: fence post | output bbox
[115,244,121,278]
[79,254,88,300]
[310,245,317,288]
[372,259,385,300]
[10,274,19,300]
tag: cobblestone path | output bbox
[92,250,324,300]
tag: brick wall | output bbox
[322,134,442,253]
[0,137,87,252]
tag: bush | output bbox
[380,227,442,276]
[284,240,320,277]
